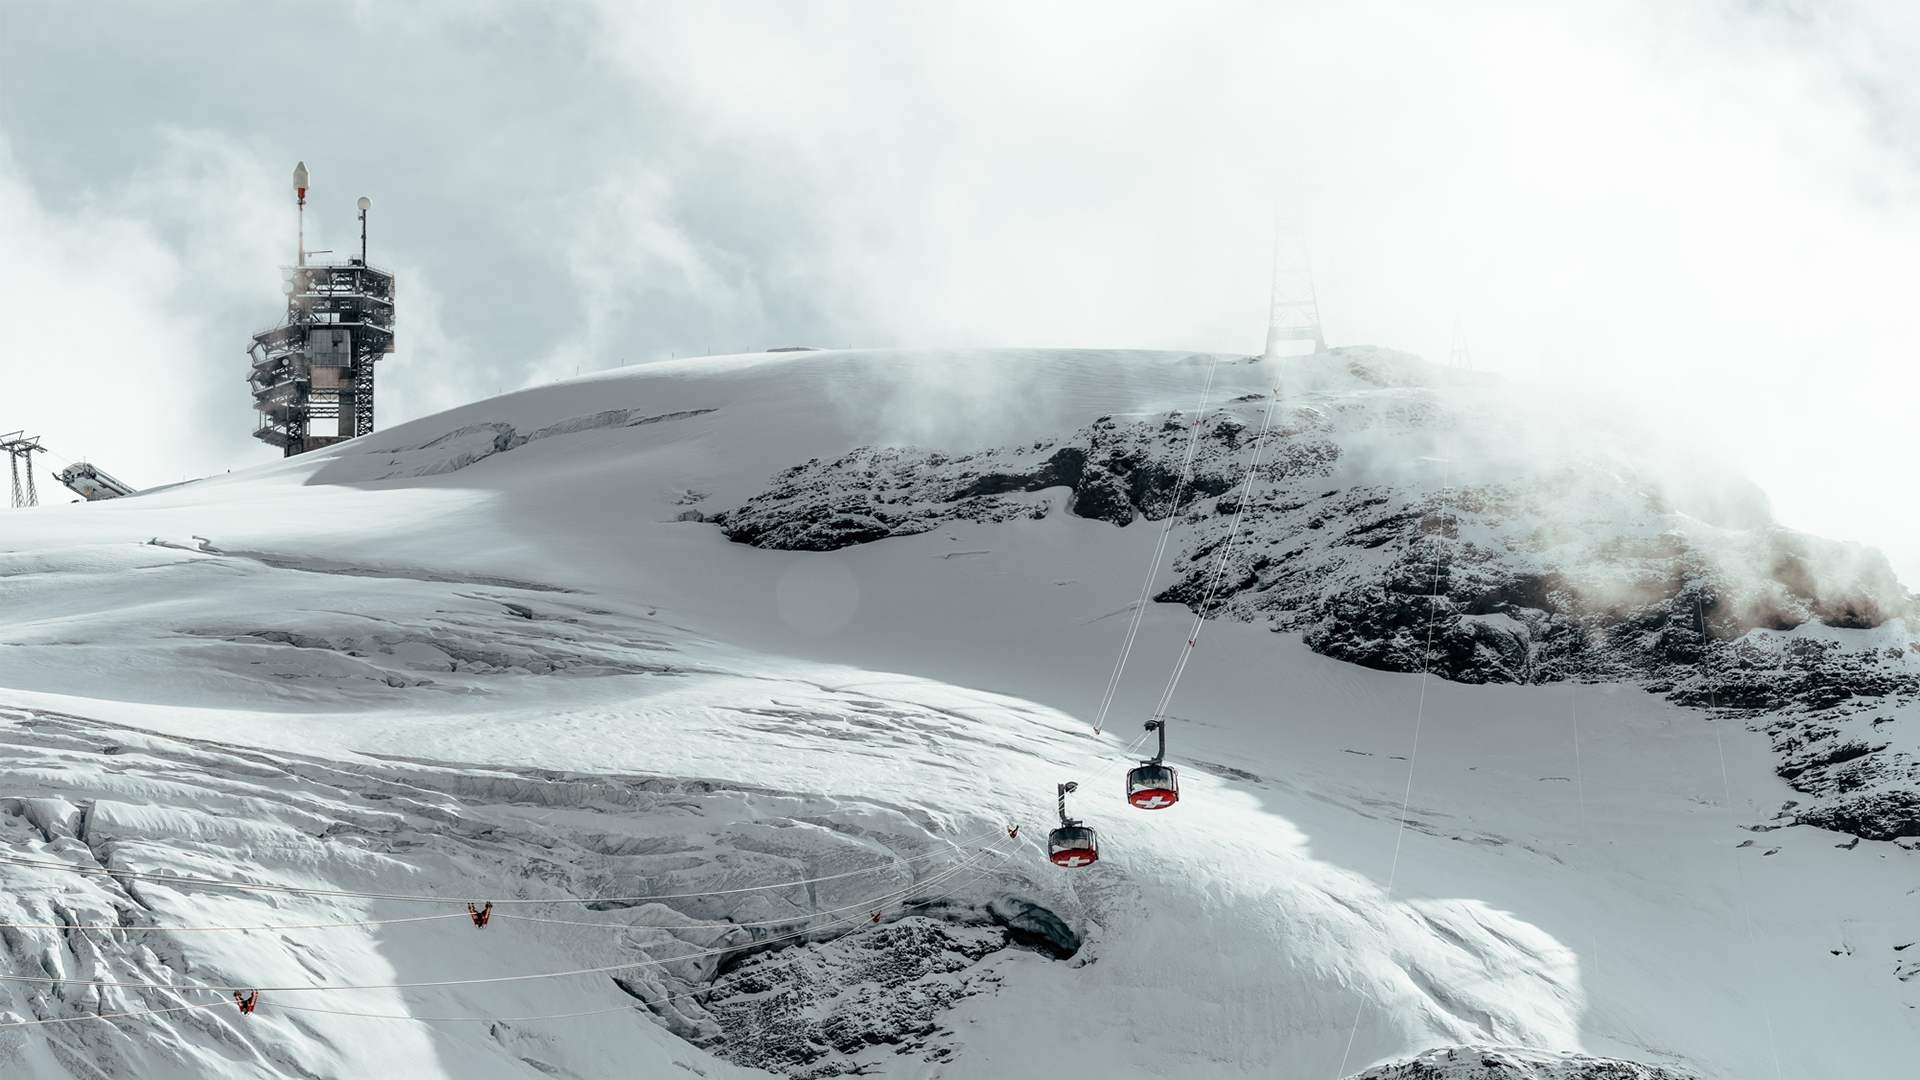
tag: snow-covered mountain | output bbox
[1,347,1915,1079]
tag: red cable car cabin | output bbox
[1125,719,1180,810]
[1049,824,1098,867]
[1048,781,1098,867]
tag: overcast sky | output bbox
[3,1,1917,582]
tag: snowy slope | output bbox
[1,347,1916,1079]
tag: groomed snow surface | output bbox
[1,347,1915,1079]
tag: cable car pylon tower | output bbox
[2,433,46,508]
[1448,316,1473,370]
[1261,198,1325,360]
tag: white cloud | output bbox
[0,0,1915,581]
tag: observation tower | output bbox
[248,162,396,456]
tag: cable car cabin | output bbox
[1048,825,1099,867]
[1048,781,1098,867]
[1126,763,1179,810]
[1127,719,1180,810]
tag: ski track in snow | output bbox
[0,346,1915,1078]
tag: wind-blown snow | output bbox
[0,346,1915,1079]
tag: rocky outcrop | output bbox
[715,349,1920,840]
[0,709,1075,1078]
[716,406,1278,549]
[1346,1045,1698,1080]
[697,917,1021,1078]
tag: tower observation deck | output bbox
[249,165,395,456]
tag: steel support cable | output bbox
[254,851,1017,1026]
[0,913,467,934]
[1147,386,1285,724]
[1065,726,1157,803]
[0,848,1017,1029]
[0,999,230,1030]
[1334,463,1451,1080]
[2,875,976,934]
[0,824,1007,909]
[493,848,1012,930]
[1695,595,1786,1080]
[0,842,1008,996]
[1091,356,1222,734]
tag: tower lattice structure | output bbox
[248,167,394,457]
[248,263,395,455]
[1448,318,1473,370]
[1262,201,1325,359]
[1,432,45,508]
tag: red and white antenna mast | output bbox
[293,161,309,267]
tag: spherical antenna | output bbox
[357,196,371,211]
[282,279,296,295]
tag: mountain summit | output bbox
[1,346,1913,1078]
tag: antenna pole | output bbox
[360,203,367,263]
[293,161,310,267]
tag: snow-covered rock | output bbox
[713,348,1920,839]
[1,345,1916,1079]
[1349,1045,1698,1079]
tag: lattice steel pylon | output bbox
[1448,317,1473,370]
[1,432,46,508]
[1261,199,1325,360]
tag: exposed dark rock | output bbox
[1346,1045,1699,1080]
[718,408,1295,552]
[698,916,1018,1078]
[714,356,1920,844]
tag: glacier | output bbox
[1,346,1916,1078]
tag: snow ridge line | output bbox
[1092,355,1220,734]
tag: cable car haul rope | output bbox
[2,355,1284,1038]
[1049,360,1286,869]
